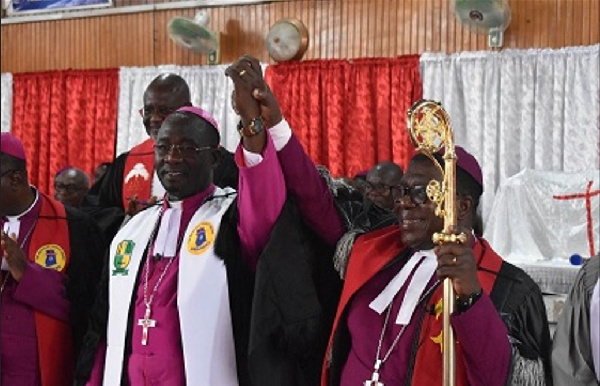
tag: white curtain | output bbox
[420,44,600,226]
[117,64,267,156]
[1,73,12,133]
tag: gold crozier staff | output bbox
[406,100,467,386]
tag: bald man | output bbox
[89,73,239,216]
[54,167,90,208]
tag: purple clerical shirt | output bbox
[341,257,434,384]
[87,133,286,385]
[127,185,215,385]
[1,188,71,386]
[341,263,509,385]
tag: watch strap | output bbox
[238,117,263,137]
[455,289,483,313]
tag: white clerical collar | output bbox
[153,202,183,259]
[4,186,39,223]
[169,200,183,210]
[370,249,437,325]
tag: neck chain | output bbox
[1,219,38,293]
[137,207,183,345]
[365,279,440,386]
[137,193,216,346]
[142,203,192,307]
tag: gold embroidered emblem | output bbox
[187,221,215,255]
[433,297,443,319]
[430,297,444,353]
[34,244,67,272]
[431,331,444,353]
[113,240,134,276]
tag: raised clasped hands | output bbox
[226,55,283,129]
[434,225,482,299]
[1,230,28,282]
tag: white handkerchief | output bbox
[153,208,182,259]
[2,219,20,271]
[3,218,21,239]
[369,250,437,325]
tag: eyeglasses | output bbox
[391,185,429,205]
[364,182,393,195]
[139,106,177,118]
[154,144,213,158]
[54,182,86,194]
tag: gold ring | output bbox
[239,70,247,76]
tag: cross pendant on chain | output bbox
[138,306,156,346]
[364,375,384,386]
[364,359,384,386]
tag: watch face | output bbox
[253,117,263,133]
[239,117,264,137]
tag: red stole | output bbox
[411,239,503,386]
[320,229,504,386]
[29,193,73,386]
[122,138,155,209]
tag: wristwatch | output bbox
[238,116,264,137]
[455,289,483,313]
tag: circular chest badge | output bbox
[187,221,215,255]
[34,244,67,271]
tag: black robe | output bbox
[63,206,107,360]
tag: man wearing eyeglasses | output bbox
[90,73,239,219]
[76,91,332,385]
[1,133,105,386]
[54,167,90,208]
[364,162,404,212]
[292,149,551,386]
[240,55,552,385]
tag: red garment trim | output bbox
[411,239,503,386]
[321,225,404,386]
[30,193,73,386]
[320,231,505,386]
[122,138,155,210]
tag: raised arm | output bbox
[238,55,346,248]
[226,57,286,269]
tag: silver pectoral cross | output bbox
[364,359,384,386]
[138,306,156,346]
